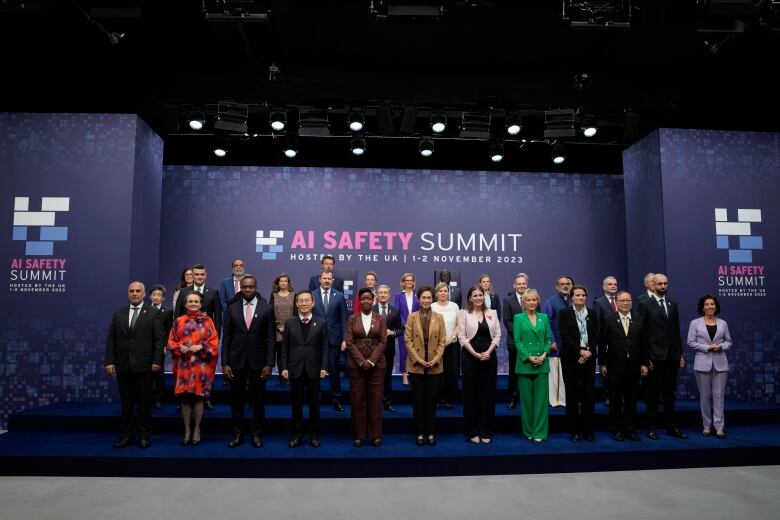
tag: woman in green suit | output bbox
[513,288,553,441]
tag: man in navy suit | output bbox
[592,276,619,320]
[502,273,528,409]
[105,281,165,449]
[148,284,174,409]
[312,270,349,411]
[308,254,344,293]
[218,258,245,314]
[637,273,687,440]
[222,275,275,448]
[373,284,403,412]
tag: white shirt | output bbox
[361,312,372,335]
[128,304,142,327]
[193,284,205,294]
[300,313,313,323]
[432,301,459,341]
[243,297,257,316]
[405,292,414,313]
[516,292,524,306]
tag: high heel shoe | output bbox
[181,432,192,446]
[372,438,381,448]
[427,435,436,446]
[415,435,424,446]
[191,429,201,447]
[353,439,362,447]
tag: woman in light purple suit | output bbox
[686,294,732,439]
[394,273,419,386]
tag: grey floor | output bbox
[1,466,778,520]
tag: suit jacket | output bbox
[373,303,403,351]
[637,295,682,362]
[218,275,239,313]
[502,292,524,351]
[513,312,553,374]
[447,285,462,308]
[483,291,502,317]
[404,310,446,374]
[312,287,349,346]
[591,294,617,321]
[280,316,329,379]
[393,290,419,326]
[558,307,600,365]
[221,296,276,371]
[686,317,731,372]
[309,274,344,293]
[598,312,647,374]
[105,303,165,372]
[345,312,387,369]
[154,305,174,338]
[457,309,501,348]
[542,293,572,349]
[175,284,222,336]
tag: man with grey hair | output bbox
[503,273,529,409]
[636,272,656,304]
[542,275,574,407]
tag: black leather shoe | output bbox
[252,435,263,448]
[584,434,597,442]
[228,435,244,448]
[647,430,659,440]
[204,400,214,411]
[138,438,150,449]
[333,399,344,412]
[383,403,397,412]
[715,430,726,439]
[310,437,321,447]
[289,437,303,448]
[612,431,624,442]
[507,399,517,410]
[113,436,133,448]
[702,429,712,437]
[373,438,382,448]
[667,427,688,439]
[416,435,425,446]
[570,433,581,443]
[626,431,641,441]
[353,439,362,447]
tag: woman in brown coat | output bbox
[405,285,447,446]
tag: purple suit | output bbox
[393,291,419,373]
[686,317,732,431]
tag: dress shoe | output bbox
[570,433,581,443]
[480,437,491,444]
[612,431,625,442]
[252,435,263,448]
[310,437,321,448]
[372,438,382,448]
[507,399,517,410]
[113,436,134,449]
[333,399,344,412]
[416,436,425,446]
[702,428,712,437]
[667,427,688,439]
[626,431,641,441]
[427,435,436,446]
[289,436,303,448]
[533,438,543,442]
[716,430,726,439]
[228,434,244,448]
[584,434,597,443]
[191,430,201,447]
[353,439,362,448]
[647,430,659,440]
[383,403,397,412]
[181,436,192,447]
[468,436,480,444]
[138,438,150,449]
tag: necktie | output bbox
[244,301,253,328]
[381,304,387,316]
[130,306,139,330]
[659,298,668,318]
[323,290,329,309]
[234,278,240,294]
[621,315,629,335]
[610,297,617,312]
[302,317,309,325]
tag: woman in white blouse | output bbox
[432,282,460,409]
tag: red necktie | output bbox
[610,297,617,312]
[302,317,309,325]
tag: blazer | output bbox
[502,292,524,350]
[404,310,446,374]
[598,312,648,374]
[312,287,349,346]
[345,312,387,369]
[637,295,682,362]
[591,294,616,321]
[175,284,222,336]
[221,296,276,371]
[280,316,329,379]
[373,303,403,351]
[154,305,174,338]
[686,317,731,372]
[513,312,553,375]
[393,290,419,326]
[105,303,165,372]
[457,308,501,349]
[558,307,600,365]
[483,291,502,317]
[218,275,239,313]
[447,285,462,308]
[309,274,345,293]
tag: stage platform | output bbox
[2,377,779,478]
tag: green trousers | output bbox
[519,373,549,440]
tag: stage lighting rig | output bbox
[371,1,445,22]
[203,0,269,21]
[350,137,368,156]
[562,1,631,28]
[298,108,331,137]
[544,109,576,138]
[214,101,249,133]
[459,111,492,139]
[419,137,435,157]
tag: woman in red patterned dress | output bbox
[167,291,219,446]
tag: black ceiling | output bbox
[2,1,779,174]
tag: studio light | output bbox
[419,138,434,157]
[350,137,367,156]
[213,146,227,157]
[269,109,286,132]
[573,72,592,91]
[506,115,522,136]
[582,125,598,137]
[489,141,504,163]
[214,101,248,133]
[282,137,298,158]
[551,143,567,165]
[186,111,205,131]
[348,110,365,132]
[430,112,447,134]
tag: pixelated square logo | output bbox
[12,197,70,256]
[256,229,284,260]
[714,208,763,263]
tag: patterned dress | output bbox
[167,311,219,397]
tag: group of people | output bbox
[104,256,732,450]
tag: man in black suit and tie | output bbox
[438,269,462,308]
[280,290,329,447]
[479,274,501,317]
[374,284,403,412]
[502,273,528,409]
[222,275,275,448]
[312,270,349,411]
[148,284,174,409]
[635,272,656,305]
[174,263,222,410]
[105,281,165,449]
[308,254,344,292]
[592,276,619,320]
[598,291,648,442]
[637,273,687,440]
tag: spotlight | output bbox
[573,72,592,91]
[489,141,504,163]
[269,109,286,132]
[551,143,566,165]
[213,146,227,157]
[350,137,367,156]
[582,125,598,137]
[419,138,434,157]
[348,110,365,132]
[187,111,206,131]
[506,116,522,136]
[430,112,447,134]
[282,136,298,158]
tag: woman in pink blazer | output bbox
[457,285,502,443]
[686,294,732,439]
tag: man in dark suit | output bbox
[308,254,344,292]
[105,281,165,449]
[592,276,619,320]
[218,258,245,314]
[502,273,528,409]
[374,284,403,412]
[637,273,687,440]
[280,290,329,447]
[635,272,656,305]
[222,275,275,448]
[598,291,648,442]
[312,270,349,411]
[148,284,174,409]
[479,274,501,317]
[438,269,461,308]
[174,263,222,410]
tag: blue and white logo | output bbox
[256,229,284,260]
[715,208,762,263]
[12,197,70,256]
